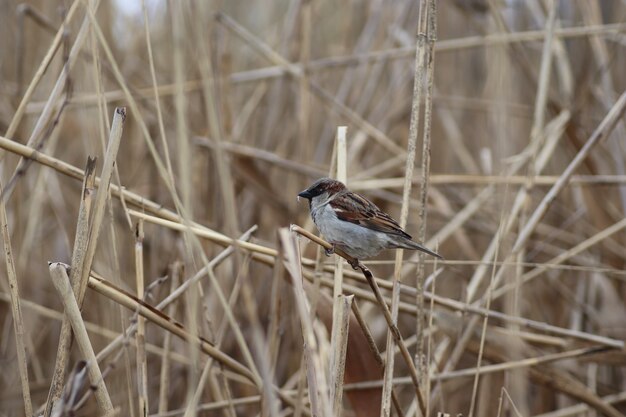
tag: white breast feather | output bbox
[311,200,389,259]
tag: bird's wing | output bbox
[329,191,412,239]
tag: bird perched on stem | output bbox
[298,178,442,269]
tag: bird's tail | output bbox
[397,239,443,259]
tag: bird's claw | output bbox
[323,244,360,270]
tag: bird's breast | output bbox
[311,204,389,258]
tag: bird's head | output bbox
[298,177,346,205]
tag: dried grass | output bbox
[1,1,626,417]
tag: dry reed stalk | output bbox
[429,109,573,408]
[383,1,436,415]
[158,263,181,414]
[344,345,610,389]
[148,395,262,417]
[14,127,62,277]
[480,2,559,414]
[91,225,275,416]
[0,179,32,417]
[191,3,240,242]
[77,107,125,298]
[461,338,625,417]
[142,0,174,184]
[21,23,626,116]
[81,4,187,226]
[267,255,284,380]
[513,91,626,253]
[14,4,59,96]
[93,225,258,365]
[298,0,312,161]
[170,4,203,407]
[2,0,104,203]
[48,262,114,416]
[314,272,623,348]
[494,215,626,301]
[3,3,626,415]
[357,174,626,187]
[11,126,624,311]
[0,292,194,366]
[172,2,191,218]
[126,215,624,350]
[186,256,263,386]
[292,225,428,415]
[581,2,626,212]
[43,156,97,417]
[465,108,570,302]
[238,264,282,417]
[329,126,348,415]
[328,294,353,416]
[468,214,505,417]
[533,391,626,417]
[135,220,149,416]
[280,228,333,417]
[183,342,226,417]
[415,0,437,397]
[215,12,405,156]
[351,301,405,417]
[86,272,258,384]
[3,0,81,139]
[306,22,626,68]
[151,213,622,353]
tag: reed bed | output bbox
[1,1,625,416]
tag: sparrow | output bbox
[298,178,442,268]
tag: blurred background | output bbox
[0,0,625,416]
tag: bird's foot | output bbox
[348,259,360,270]
[324,244,335,257]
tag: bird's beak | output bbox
[298,189,313,200]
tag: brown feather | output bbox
[330,191,413,239]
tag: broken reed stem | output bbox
[48,107,125,414]
[48,262,114,416]
[280,228,333,417]
[44,156,97,417]
[329,295,353,416]
[135,220,149,416]
[77,107,126,304]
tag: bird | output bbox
[298,177,442,268]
